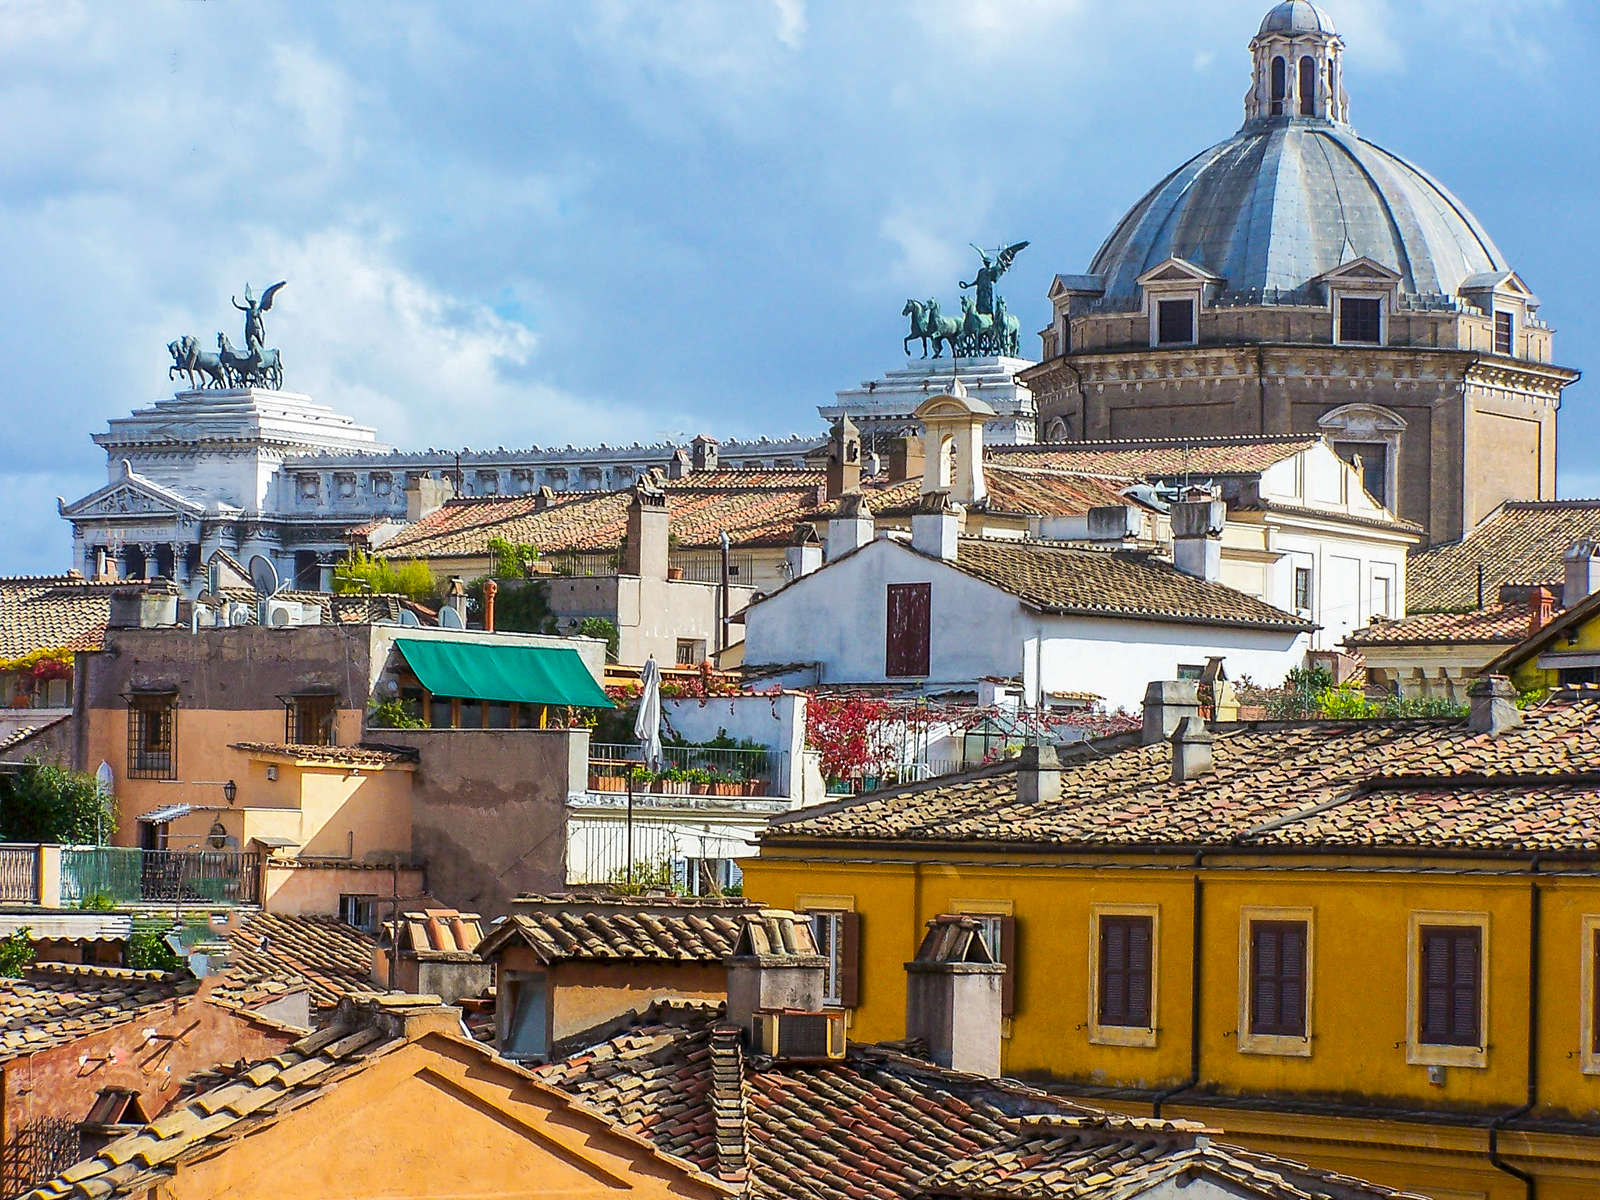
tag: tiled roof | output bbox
[382,909,486,960]
[1483,583,1600,677]
[536,1005,1417,1200]
[987,436,1320,479]
[0,964,190,1061]
[767,698,1600,855]
[1343,602,1529,647]
[0,716,72,754]
[229,741,419,766]
[378,471,828,560]
[1407,500,1600,612]
[478,894,757,963]
[851,467,1140,520]
[924,1113,1425,1200]
[0,574,114,658]
[216,913,376,1011]
[943,539,1312,631]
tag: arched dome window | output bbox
[1270,56,1287,115]
[1299,56,1317,116]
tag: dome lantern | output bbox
[1245,1,1347,126]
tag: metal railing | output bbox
[588,742,787,797]
[0,845,39,903]
[566,814,752,890]
[61,847,261,906]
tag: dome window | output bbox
[1339,298,1381,344]
[1299,56,1317,116]
[1270,56,1287,115]
[1135,258,1220,349]
[1317,259,1402,348]
[1156,300,1195,346]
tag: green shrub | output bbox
[127,928,180,972]
[332,550,437,603]
[576,617,621,662]
[0,761,116,844]
[0,929,34,978]
[368,697,426,729]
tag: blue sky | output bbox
[0,0,1594,573]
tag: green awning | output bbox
[395,639,612,709]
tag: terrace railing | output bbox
[588,742,787,798]
[0,845,41,903]
[60,847,261,906]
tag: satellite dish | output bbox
[248,555,279,595]
[399,609,421,627]
[439,606,464,629]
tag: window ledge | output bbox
[1088,1024,1157,1049]
[1407,1043,1487,1070]
[1238,1033,1312,1058]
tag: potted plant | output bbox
[660,766,690,796]
[589,768,625,793]
[629,765,655,792]
[687,767,713,795]
[711,768,742,797]
[743,774,768,797]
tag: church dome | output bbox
[1086,3,1509,309]
[1258,1,1336,35]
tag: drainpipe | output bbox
[1153,850,1204,1119]
[1488,857,1541,1199]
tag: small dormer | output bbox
[1045,273,1106,356]
[1459,270,1540,359]
[1135,258,1222,348]
[1315,259,1402,347]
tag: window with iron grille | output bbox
[1419,925,1482,1047]
[1495,310,1514,356]
[1293,566,1314,612]
[1156,298,1194,346]
[285,694,337,746]
[1338,296,1382,344]
[127,695,176,779]
[1249,921,1308,1037]
[1097,915,1153,1028]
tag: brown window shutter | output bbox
[998,916,1017,1017]
[838,911,862,1008]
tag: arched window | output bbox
[1299,57,1317,116]
[1270,56,1286,115]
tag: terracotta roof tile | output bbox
[228,741,419,766]
[986,436,1321,478]
[0,964,190,1062]
[478,895,757,963]
[1343,602,1530,647]
[0,575,113,658]
[1408,500,1600,612]
[214,913,376,1011]
[768,699,1600,855]
[851,468,1140,520]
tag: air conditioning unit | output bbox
[751,1009,845,1061]
[262,600,323,627]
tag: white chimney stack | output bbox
[1563,539,1600,609]
[1172,498,1226,583]
[826,495,875,561]
[911,496,961,561]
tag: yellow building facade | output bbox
[745,689,1600,1198]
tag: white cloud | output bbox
[774,0,807,49]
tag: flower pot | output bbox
[1238,705,1269,721]
[744,779,768,797]
[667,567,684,580]
[690,783,710,795]
[712,782,741,797]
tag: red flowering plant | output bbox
[803,694,895,784]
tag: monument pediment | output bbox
[59,461,204,520]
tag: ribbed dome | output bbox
[1258,1,1336,35]
[1088,122,1508,308]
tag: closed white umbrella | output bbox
[634,655,663,771]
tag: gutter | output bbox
[1153,850,1204,1119]
[1488,857,1542,1199]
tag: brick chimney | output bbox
[1142,680,1200,745]
[1170,716,1214,782]
[904,916,1004,1077]
[625,479,671,579]
[1172,498,1226,583]
[825,415,862,500]
[1468,674,1521,737]
[1528,585,1556,635]
[1564,540,1600,609]
[825,495,875,561]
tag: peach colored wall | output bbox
[1,990,297,1140]
[263,864,426,917]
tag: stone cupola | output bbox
[1245,2,1347,126]
[913,381,995,508]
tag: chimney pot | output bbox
[1017,743,1062,805]
[1528,585,1556,636]
[1564,541,1600,609]
[904,915,1003,1077]
[1170,716,1214,782]
[625,480,671,579]
[825,495,875,561]
[1172,499,1226,583]
[911,495,961,561]
[1142,680,1201,745]
[1468,674,1521,736]
[483,579,498,633]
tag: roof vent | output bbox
[1142,680,1200,745]
[1468,674,1521,737]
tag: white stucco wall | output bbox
[745,538,1309,710]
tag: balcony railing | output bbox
[61,847,261,906]
[588,742,787,798]
[0,846,40,903]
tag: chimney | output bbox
[405,473,454,523]
[904,916,1004,1077]
[825,495,875,561]
[888,431,925,483]
[1172,498,1226,583]
[915,380,994,507]
[825,415,862,500]
[1142,680,1200,745]
[784,538,822,582]
[1017,743,1062,805]
[445,576,468,625]
[691,435,719,474]
[335,992,462,1043]
[1086,505,1142,545]
[108,582,179,629]
[1170,716,1214,782]
[533,486,557,512]
[625,478,671,579]
[483,579,498,632]
[911,493,960,561]
[724,911,827,1038]
[1528,585,1556,635]
[1564,540,1600,609]
[1468,674,1521,736]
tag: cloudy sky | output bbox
[1,0,1593,572]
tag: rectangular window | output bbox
[1494,310,1514,356]
[808,909,860,1008]
[285,694,337,746]
[1293,566,1314,612]
[127,695,176,779]
[1419,925,1482,1047]
[1156,298,1195,346]
[1338,296,1382,344]
[339,893,377,932]
[1249,921,1308,1037]
[1334,441,1389,506]
[675,638,704,667]
[1097,915,1153,1028]
[1371,572,1394,619]
[956,910,1018,1019]
[885,582,931,678]
[1585,917,1600,1074]
[503,971,549,1061]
